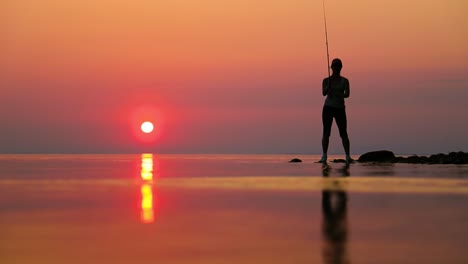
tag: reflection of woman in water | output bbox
[322,165,350,264]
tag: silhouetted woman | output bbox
[320,58,352,163]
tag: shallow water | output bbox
[1,154,468,263]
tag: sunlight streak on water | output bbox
[140,154,155,223]
[0,177,467,194]
[141,154,154,181]
[140,184,154,223]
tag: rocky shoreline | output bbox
[288,150,468,164]
[357,150,468,164]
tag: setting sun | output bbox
[141,121,154,133]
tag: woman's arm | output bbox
[322,78,330,96]
[343,78,350,98]
[331,78,350,98]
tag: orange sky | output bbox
[1,0,467,154]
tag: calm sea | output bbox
[0,154,467,180]
[1,154,468,264]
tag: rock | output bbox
[289,158,303,163]
[332,159,347,163]
[359,151,468,164]
[358,150,396,163]
[398,155,429,164]
[429,153,445,164]
[394,156,407,163]
[397,152,468,164]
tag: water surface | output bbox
[1,154,468,264]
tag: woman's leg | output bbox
[335,108,351,160]
[321,106,333,162]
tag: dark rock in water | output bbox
[428,153,446,164]
[441,152,468,164]
[400,155,430,164]
[396,152,468,164]
[359,150,468,164]
[448,151,468,164]
[332,159,347,163]
[289,158,303,163]
[358,150,396,163]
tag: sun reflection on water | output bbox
[140,153,156,224]
[141,154,154,181]
[140,184,154,223]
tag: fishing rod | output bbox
[322,0,331,90]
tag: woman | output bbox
[320,58,352,163]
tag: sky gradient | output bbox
[1,0,467,154]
